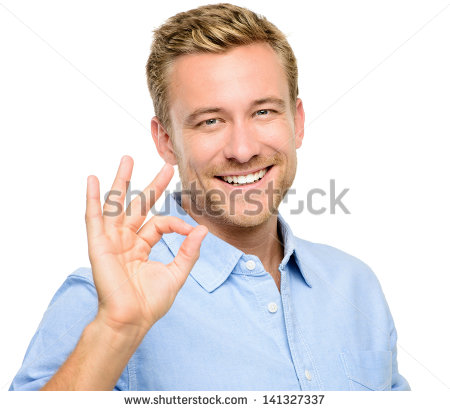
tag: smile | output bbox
[217,166,271,186]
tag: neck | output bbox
[180,196,285,273]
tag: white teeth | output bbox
[219,167,269,185]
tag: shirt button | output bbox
[305,369,312,381]
[267,302,278,313]
[245,260,256,270]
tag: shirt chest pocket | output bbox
[340,350,393,391]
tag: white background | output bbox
[0,0,449,393]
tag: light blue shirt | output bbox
[10,191,410,391]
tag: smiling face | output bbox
[151,42,305,228]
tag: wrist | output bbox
[89,314,150,354]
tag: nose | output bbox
[223,121,261,163]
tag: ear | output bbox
[151,116,178,165]
[294,98,305,149]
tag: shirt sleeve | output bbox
[370,264,411,391]
[8,268,130,391]
[389,311,411,390]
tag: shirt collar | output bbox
[277,212,314,288]
[161,191,313,292]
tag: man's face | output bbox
[156,42,304,227]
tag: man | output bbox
[10,3,410,390]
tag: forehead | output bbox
[167,43,289,121]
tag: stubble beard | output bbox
[177,155,297,229]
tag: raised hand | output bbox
[85,155,208,335]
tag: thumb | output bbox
[167,225,208,287]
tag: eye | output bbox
[255,109,272,116]
[204,118,218,126]
[195,117,223,129]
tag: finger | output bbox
[167,225,208,286]
[103,155,134,225]
[124,163,174,231]
[85,175,105,240]
[137,215,195,248]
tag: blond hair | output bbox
[146,3,298,133]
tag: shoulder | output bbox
[54,266,96,294]
[66,266,95,283]
[293,236,384,296]
[292,236,393,328]
[44,267,97,311]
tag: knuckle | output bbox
[179,244,193,260]
[151,214,170,229]
[148,214,159,225]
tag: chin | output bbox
[213,206,275,228]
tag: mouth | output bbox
[215,165,273,187]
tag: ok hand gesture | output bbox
[85,156,208,335]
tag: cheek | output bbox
[258,124,295,155]
[257,116,294,139]
[184,142,218,175]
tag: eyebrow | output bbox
[185,107,225,126]
[184,96,286,125]
[251,97,286,110]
